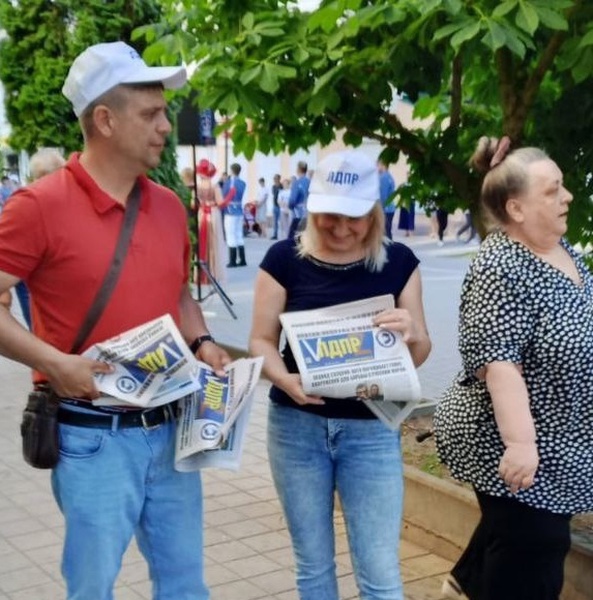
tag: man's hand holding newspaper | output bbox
[82,314,263,470]
[279,295,424,429]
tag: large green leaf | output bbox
[450,20,481,50]
[493,0,518,18]
[578,28,593,49]
[516,1,539,35]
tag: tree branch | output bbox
[495,47,516,133]
[497,1,582,141]
[523,30,567,112]
[450,53,462,129]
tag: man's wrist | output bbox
[189,335,215,354]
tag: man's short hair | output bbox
[80,83,163,139]
[230,163,241,176]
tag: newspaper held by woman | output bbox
[279,294,422,429]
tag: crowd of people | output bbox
[181,152,479,290]
[0,38,589,600]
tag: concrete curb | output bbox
[402,466,593,600]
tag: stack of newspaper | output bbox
[83,314,263,471]
[280,294,426,430]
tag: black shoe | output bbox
[237,246,247,267]
[226,247,237,268]
[270,236,278,240]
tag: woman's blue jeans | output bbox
[267,402,404,600]
[51,418,208,600]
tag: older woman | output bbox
[29,147,66,181]
[249,149,431,600]
[435,137,593,600]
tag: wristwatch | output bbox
[189,334,215,354]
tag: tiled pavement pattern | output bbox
[0,359,453,599]
[0,218,466,599]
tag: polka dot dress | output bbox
[435,230,593,514]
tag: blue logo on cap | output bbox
[326,171,359,185]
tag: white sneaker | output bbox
[441,575,468,599]
[437,240,444,247]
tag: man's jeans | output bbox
[51,419,208,600]
[267,402,404,600]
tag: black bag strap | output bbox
[70,182,141,354]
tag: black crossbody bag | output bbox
[21,183,141,469]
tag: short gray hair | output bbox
[29,148,66,181]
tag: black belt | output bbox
[57,403,175,430]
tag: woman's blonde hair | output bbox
[29,148,66,181]
[297,202,389,272]
[470,136,549,225]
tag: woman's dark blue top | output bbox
[259,238,420,419]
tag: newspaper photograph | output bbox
[175,356,264,471]
[83,314,203,408]
[279,295,422,429]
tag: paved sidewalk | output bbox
[0,361,453,600]
[0,218,466,599]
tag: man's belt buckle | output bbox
[140,407,167,430]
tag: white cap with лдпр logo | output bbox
[62,41,187,117]
[307,150,380,218]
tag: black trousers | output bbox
[452,492,571,600]
[436,208,448,241]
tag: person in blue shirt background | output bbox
[287,160,310,239]
[0,176,14,210]
[222,162,248,267]
[378,159,396,239]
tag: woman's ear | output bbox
[505,197,524,223]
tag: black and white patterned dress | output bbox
[435,230,593,515]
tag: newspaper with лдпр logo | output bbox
[83,314,264,470]
[174,355,263,471]
[279,295,422,430]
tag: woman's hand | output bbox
[498,441,539,493]
[276,372,325,406]
[373,308,416,343]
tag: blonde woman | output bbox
[249,149,431,600]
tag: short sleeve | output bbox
[459,264,535,375]
[386,243,419,289]
[0,189,47,280]
[259,240,297,289]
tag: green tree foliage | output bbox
[138,0,593,245]
[0,0,186,197]
[0,0,75,152]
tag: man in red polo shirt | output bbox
[0,41,230,599]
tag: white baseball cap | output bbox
[307,150,379,217]
[62,41,187,117]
